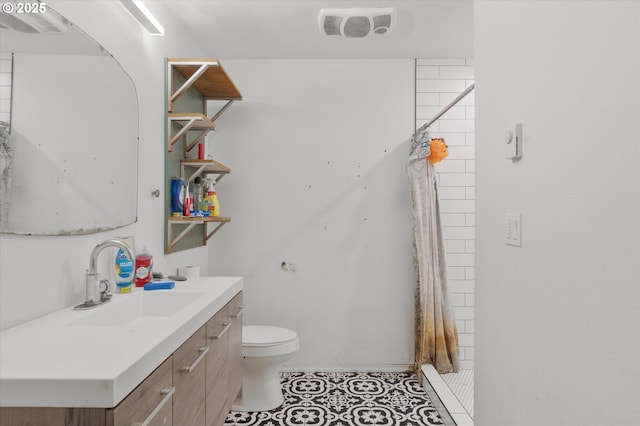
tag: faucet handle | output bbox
[99,279,113,301]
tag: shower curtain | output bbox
[407,131,459,374]
[0,121,13,230]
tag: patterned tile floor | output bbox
[225,371,444,426]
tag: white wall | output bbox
[475,1,640,425]
[207,59,416,370]
[0,0,208,329]
[416,58,475,370]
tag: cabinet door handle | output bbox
[230,306,244,318]
[131,386,175,426]
[180,346,209,373]
[211,321,231,340]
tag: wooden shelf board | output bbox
[169,59,242,100]
[168,216,231,223]
[169,113,216,130]
[181,159,231,174]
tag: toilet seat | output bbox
[242,326,299,357]
[243,325,298,347]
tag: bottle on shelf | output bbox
[203,178,220,217]
[181,180,191,217]
[193,177,204,212]
[171,177,185,214]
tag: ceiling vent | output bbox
[319,8,396,38]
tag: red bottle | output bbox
[183,194,191,217]
[134,247,153,287]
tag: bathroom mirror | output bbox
[0,6,138,235]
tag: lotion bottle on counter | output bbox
[134,245,153,287]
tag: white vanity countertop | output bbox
[0,276,242,408]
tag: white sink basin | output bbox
[1,276,243,408]
[67,290,207,327]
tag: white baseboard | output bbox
[279,363,414,373]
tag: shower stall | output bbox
[413,58,475,424]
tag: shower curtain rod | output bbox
[415,83,475,135]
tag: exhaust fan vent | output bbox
[319,8,396,38]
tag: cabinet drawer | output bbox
[205,304,229,426]
[174,325,208,426]
[206,304,230,373]
[107,356,173,426]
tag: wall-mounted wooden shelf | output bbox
[167,113,216,152]
[180,159,230,184]
[165,58,241,254]
[169,58,242,100]
[167,216,231,254]
[167,58,242,121]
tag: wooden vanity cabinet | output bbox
[0,291,243,426]
[0,357,174,426]
[173,324,208,426]
[205,292,243,426]
[205,302,230,426]
[107,356,174,426]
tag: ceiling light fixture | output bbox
[118,0,164,36]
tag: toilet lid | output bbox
[243,325,298,347]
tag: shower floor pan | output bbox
[422,364,474,426]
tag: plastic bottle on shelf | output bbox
[202,178,220,217]
[134,245,153,287]
[183,190,192,217]
[193,177,204,212]
[171,177,185,214]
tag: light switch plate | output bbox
[505,123,522,160]
[505,213,522,246]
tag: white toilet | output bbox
[232,325,300,412]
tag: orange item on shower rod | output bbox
[428,138,448,164]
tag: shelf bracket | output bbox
[208,99,235,123]
[168,114,215,152]
[184,132,207,156]
[169,62,219,111]
[182,164,208,183]
[167,221,199,254]
[204,221,227,245]
[168,117,197,151]
[213,174,227,185]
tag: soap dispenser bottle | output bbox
[113,236,135,293]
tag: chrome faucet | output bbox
[74,239,135,310]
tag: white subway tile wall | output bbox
[0,53,12,125]
[416,58,475,370]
